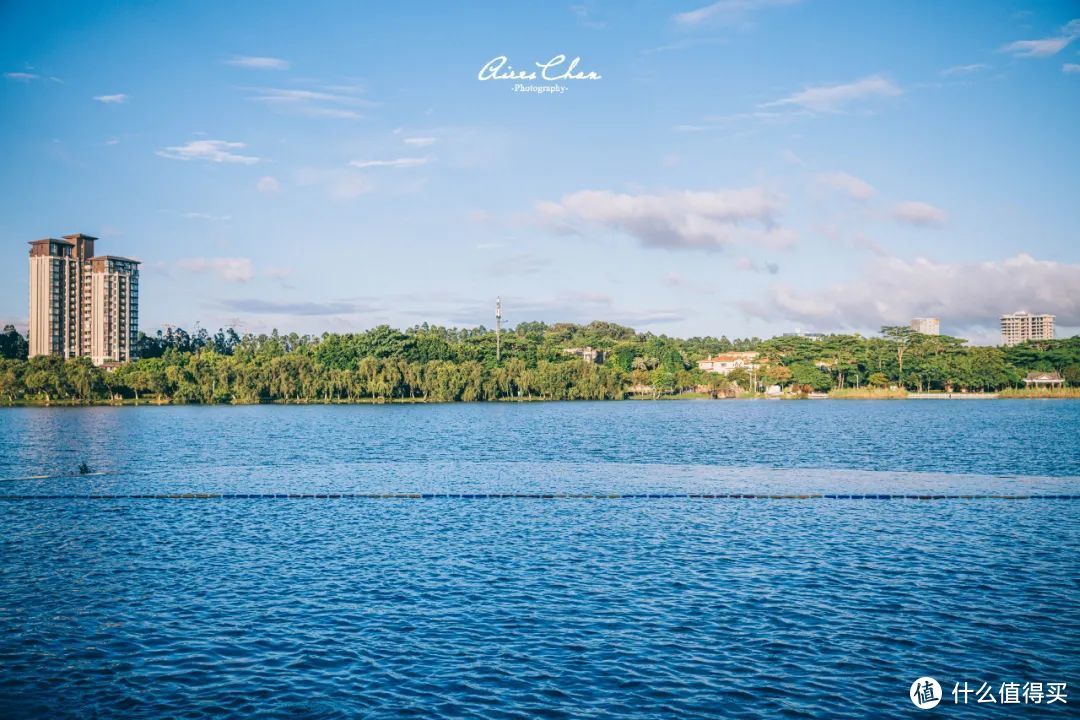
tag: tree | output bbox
[0,322,1075,404]
[759,364,792,388]
[726,368,751,390]
[880,326,920,383]
[1059,364,1080,386]
[788,363,831,391]
[0,326,29,360]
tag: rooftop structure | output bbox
[1023,371,1063,387]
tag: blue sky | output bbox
[2,0,1078,343]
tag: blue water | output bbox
[1,401,1078,718]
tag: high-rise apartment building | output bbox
[910,317,940,335]
[28,233,139,364]
[1000,312,1054,346]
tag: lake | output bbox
[1,400,1078,718]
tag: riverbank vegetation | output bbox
[998,387,1080,399]
[0,323,1077,405]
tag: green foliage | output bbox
[0,325,29,360]
[788,363,832,391]
[0,325,1077,405]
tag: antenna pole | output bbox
[495,296,502,365]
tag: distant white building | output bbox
[911,317,940,335]
[1001,312,1055,346]
[698,352,758,375]
[781,330,825,341]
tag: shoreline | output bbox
[2,392,1078,408]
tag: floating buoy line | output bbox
[0,492,1077,501]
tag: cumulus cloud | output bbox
[93,93,127,104]
[257,176,281,193]
[1001,19,1079,57]
[1064,63,1080,74]
[349,157,431,169]
[674,0,801,26]
[156,140,261,164]
[177,257,254,282]
[815,171,876,201]
[743,254,1080,331]
[893,201,947,226]
[537,187,792,252]
[226,55,291,70]
[762,75,901,113]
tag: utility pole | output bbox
[495,296,502,365]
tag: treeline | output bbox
[0,322,1076,405]
[752,327,1080,393]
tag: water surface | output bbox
[1,401,1077,718]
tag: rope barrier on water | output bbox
[0,493,1078,500]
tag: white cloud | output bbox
[1064,63,1080,74]
[156,139,261,164]
[893,201,947,226]
[762,75,901,113]
[537,187,792,252]
[257,176,281,193]
[941,63,989,76]
[1001,19,1080,57]
[674,0,800,26]
[403,136,437,147]
[226,55,291,70]
[1002,37,1072,57]
[246,84,374,119]
[815,172,876,201]
[4,71,39,82]
[105,138,120,146]
[177,257,254,282]
[743,254,1080,331]
[93,93,128,104]
[349,157,431,169]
